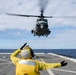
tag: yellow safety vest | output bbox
[16,60,40,75]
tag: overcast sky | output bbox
[0,0,76,49]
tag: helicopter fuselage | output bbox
[31,19,51,37]
[6,12,51,37]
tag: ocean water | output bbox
[0,49,76,59]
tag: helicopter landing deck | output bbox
[0,53,76,75]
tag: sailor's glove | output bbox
[61,61,67,66]
[20,43,27,50]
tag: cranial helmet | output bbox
[20,45,34,59]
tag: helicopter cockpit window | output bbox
[37,21,47,25]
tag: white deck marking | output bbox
[7,67,15,75]
[41,59,55,75]
[0,58,11,62]
[0,63,12,72]
[0,63,11,65]
[53,68,76,74]
[48,53,76,63]
[0,53,11,54]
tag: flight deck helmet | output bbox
[20,45,34,59]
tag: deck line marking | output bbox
[0,63,12,65]
[53,68,76,74]
[7,67,15,75]
[48,53,76,63]
[0,58,11,62]
[40,59,55,75]
[0,63,12,72]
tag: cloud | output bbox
[0,0,76,49]
[0,0,76,31]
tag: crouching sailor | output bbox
[10,43,67,75]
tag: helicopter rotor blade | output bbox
[6,13,76,18]
[44,16,76,18]
[6,13,41,17]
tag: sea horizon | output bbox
[0,49,76,59]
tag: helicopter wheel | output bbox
[39,36,40,37]
[34,34,36,36]
[46,34,48,37]
[49,31,51,34]
[47,31,51,35]
[31,30,34,34]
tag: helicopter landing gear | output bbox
[39,35,40,37]
[47,31,51,35]
[48,31,51,34]
[34,34,36,36]
[31,30,34,34]
[46,34,48,37]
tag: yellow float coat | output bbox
[10,49,61,75]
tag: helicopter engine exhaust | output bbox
[39,0,49,15]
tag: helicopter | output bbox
[31,18,51,37]
[31,10,51,37]
[6,8,76,37]
[6,10,52,37]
